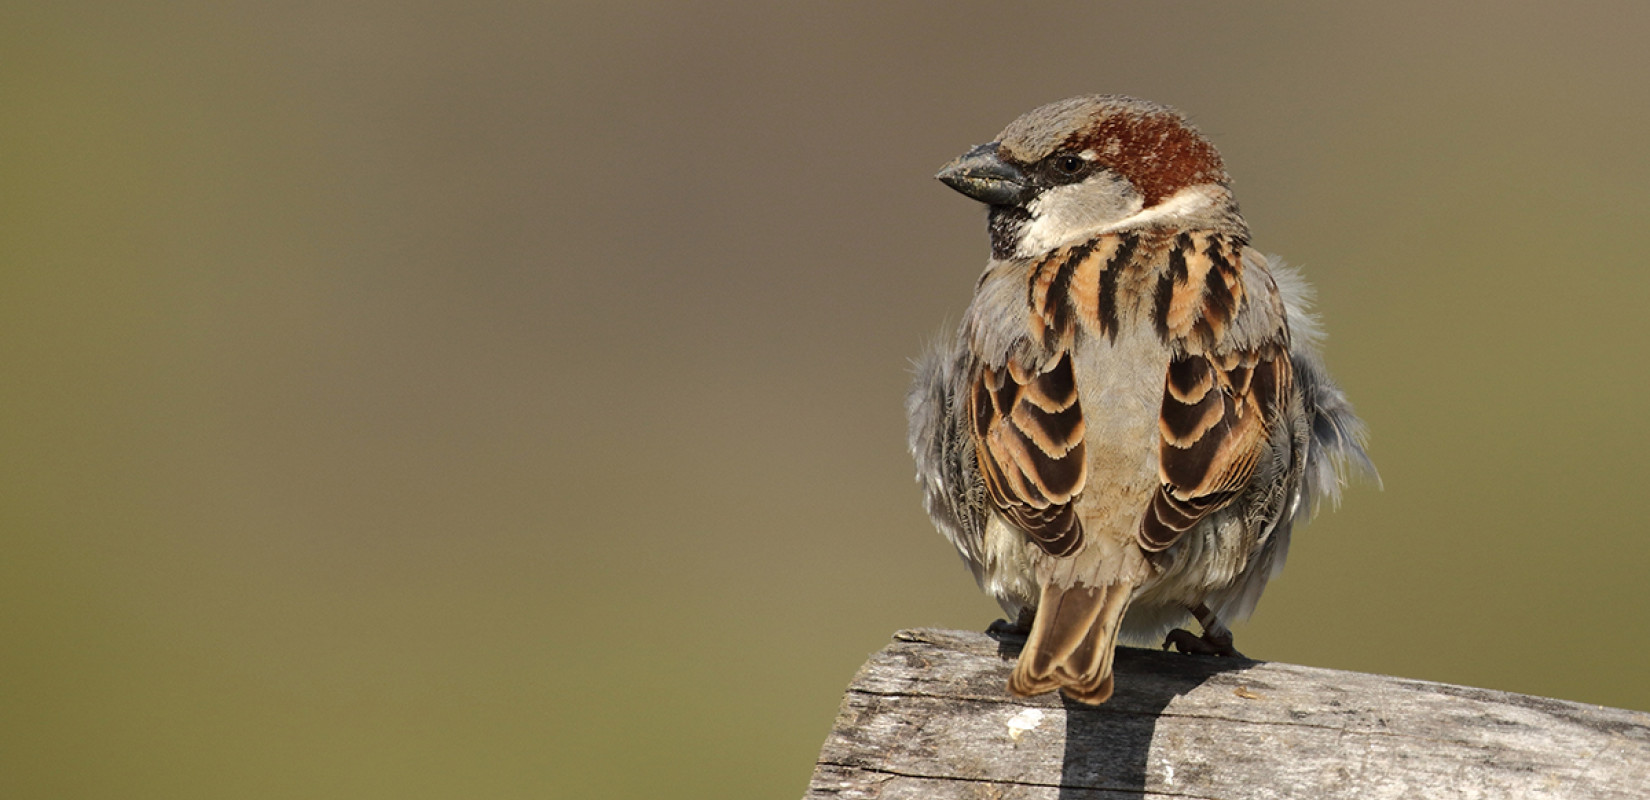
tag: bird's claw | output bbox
[986,617,1030,641]
[1162,627,1244,658]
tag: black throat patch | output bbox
[987,205,1032,261]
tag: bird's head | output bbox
[937,95,1243,260]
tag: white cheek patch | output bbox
[1019,174,1144,257]
[1017,183,1222,258]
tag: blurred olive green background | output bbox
[6,2,1650,798]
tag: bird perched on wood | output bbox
[908,95,1374,704]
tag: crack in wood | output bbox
[816,761,1224,799]
[842,687,1484,747]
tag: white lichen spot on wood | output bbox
[1004,708,1044,743]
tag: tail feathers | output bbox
[1008,582,1135,704]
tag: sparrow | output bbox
[908,95,1374,704]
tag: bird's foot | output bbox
[1162,627,1244,658]
[986,617,1030,641]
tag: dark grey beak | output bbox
[936,142,1031,206]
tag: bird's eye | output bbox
[1050,154,1088,180]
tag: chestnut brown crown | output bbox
[994,95,1229,207]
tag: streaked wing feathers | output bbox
[971,352,1088,556]
[1140,345,1292,551]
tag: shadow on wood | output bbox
[1056,645,1249,797]
[806,628,1650,799]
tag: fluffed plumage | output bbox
[908,95,1374,704]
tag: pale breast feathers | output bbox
[969,232,1292,559]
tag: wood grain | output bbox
[805,629,1650,799]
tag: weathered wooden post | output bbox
[806,629,1650,799]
